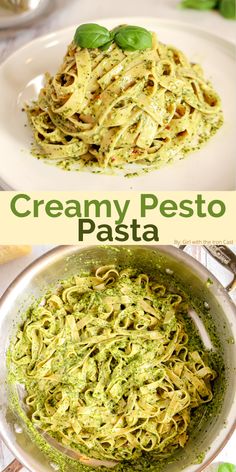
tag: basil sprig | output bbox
[74,23,152,51]
[180,0,236,18]
[218,464,236,472]
[180,0,218,9]
[219,0,236,18]
[74,24,111,49]
[114,25,152,51]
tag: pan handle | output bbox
[2,459,22,472]
[179,245,236,292]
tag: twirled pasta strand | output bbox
[11,266,216,462]
[26,31,223,171]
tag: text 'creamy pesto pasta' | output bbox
[9,266,217,463]
[25,25,223,173]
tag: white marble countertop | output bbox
[0,245,235,471]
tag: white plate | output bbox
[0,17,235,190]
[0,0,49,29]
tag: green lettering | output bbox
[141,194,158,217]
[84,200,111,219]
[195,194,207,218]
[10,193,30,218]
[143,224,159,241]
[208,200,226,217]
[97,224,113,242]
[45,200,63,217]
[179,200,194,218]
[78,218,95,241]
[131,219,142,242]
[65,200,82,218]
[33,199,44,218]
[114,200,130,224]
[115,224,129,242]
[160,200,177,217]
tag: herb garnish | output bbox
[74,23,152,51]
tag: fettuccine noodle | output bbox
[10,266,216,462]
[26,30,223,172]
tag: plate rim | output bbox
[0,16,235,73]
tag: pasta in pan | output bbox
[26,28,223,172]
[10,266,216,463]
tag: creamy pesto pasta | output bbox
[10,266,216,463]
[26,28,223,172]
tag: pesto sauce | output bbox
[7,257,226,472]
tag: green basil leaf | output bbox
[114,26,152,51]
[74,23,111,48]
[218,463,236,472]
[110,25,126,40]
[180,0,218,9]
[219,0,236,18]
[99,40,113,51]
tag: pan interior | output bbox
[3,246,236,472]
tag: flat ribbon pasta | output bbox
[26,30,223,171]
[10,267,216,462]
